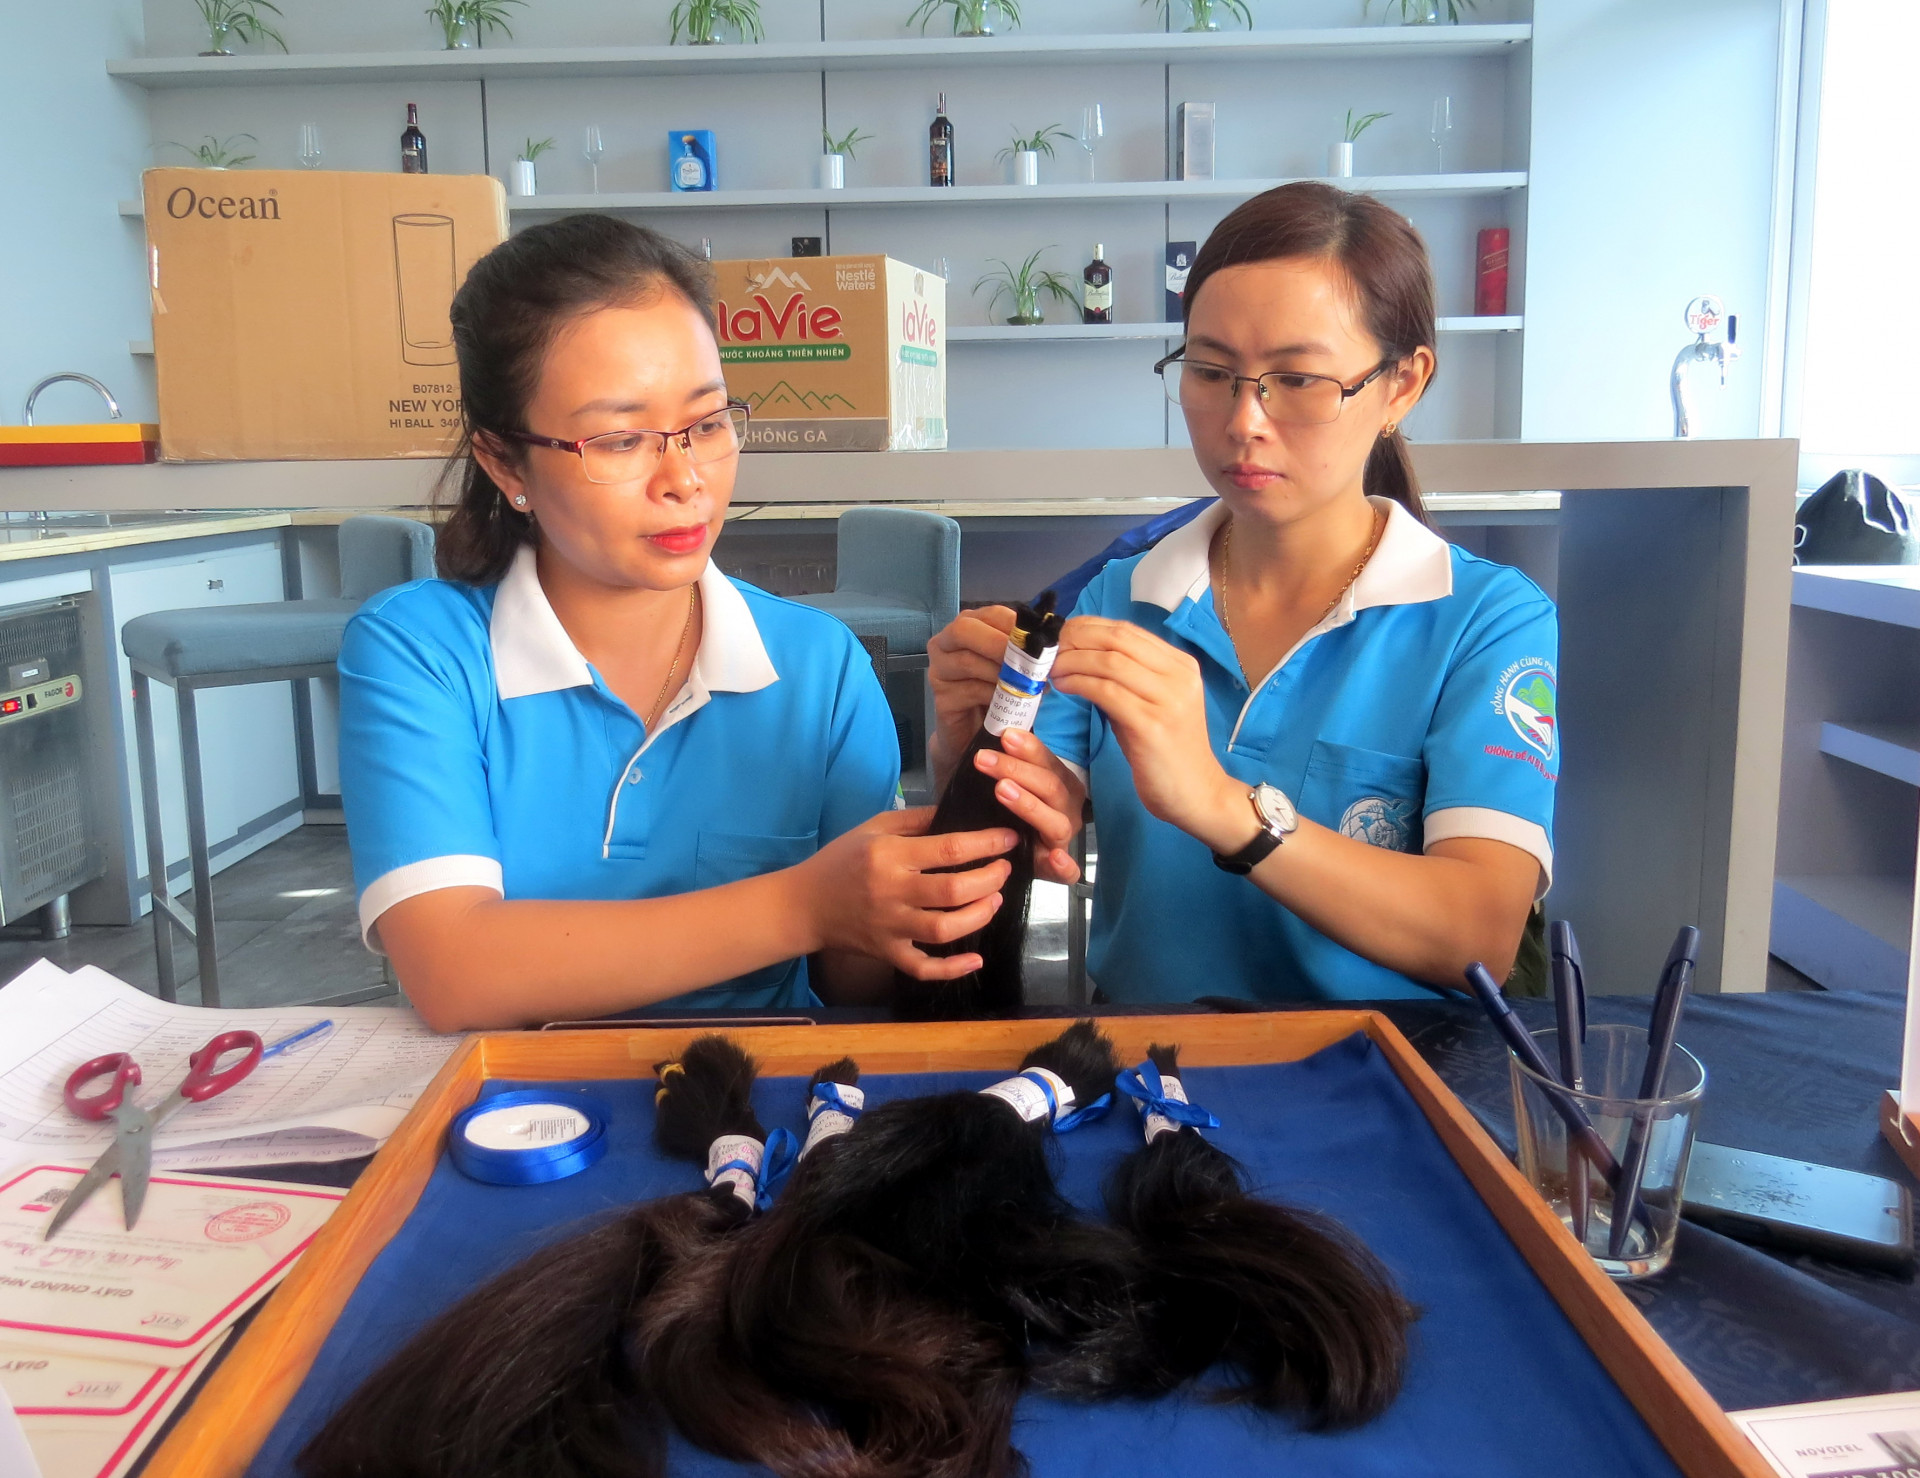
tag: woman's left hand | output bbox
[1049,616,1242,848]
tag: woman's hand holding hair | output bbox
[796,808,1019,980]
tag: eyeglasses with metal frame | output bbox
[491,400,752,484]
[1153,349,1397,426]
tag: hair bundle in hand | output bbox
[1106,1044,1416,1428]
[899,592,1065,1019]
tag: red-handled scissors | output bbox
[44,1030,263,1241]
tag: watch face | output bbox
[1252,783,1297,834]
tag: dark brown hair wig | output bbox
[1183,180,1438,525]
[434,214,717,586]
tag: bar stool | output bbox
[122,515,435,1005]
[793,507,960,800]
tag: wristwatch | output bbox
[1211,783,1298,875]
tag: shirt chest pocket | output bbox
[1297,742,1426,854]
[694,830,820,889]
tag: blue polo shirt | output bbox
[1034,497,1558,1003]
[338,544,899,1011]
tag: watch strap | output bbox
[1212,789,1286,876]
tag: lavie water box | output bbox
[713,255,946,452]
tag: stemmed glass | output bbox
[297,123,324,169]
[582,125,605,193]
[1078,103,1105,182]
[1429,96,1453,173]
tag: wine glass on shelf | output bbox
[1078,103,1105,182]
[1429,96,1453,174]
[297,123,324,169]
[582,125,605,193]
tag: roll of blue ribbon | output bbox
[448,1089,610,1186]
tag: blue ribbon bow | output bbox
[1114,1062,1221,1131]
[808,1082,863,1123]
[755,1127,799,1211]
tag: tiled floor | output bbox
[0,826,1823,1008]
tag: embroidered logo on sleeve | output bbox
[1339,796,1418,852]
[1492,659,1557,762]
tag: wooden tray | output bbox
[143,1013,1772,1478]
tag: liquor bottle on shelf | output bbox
[400,103,428,174]
[929,93,954,188]
[1082,244,1112,325]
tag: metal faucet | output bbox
[1671,297,1738,439]
[23,372,122,426]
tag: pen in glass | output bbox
[1608,926,1699,1258]
[1549,921,1590,1241]
[261,1020,334,1061]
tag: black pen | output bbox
[1463,962,1622,1185]
[1549,922,1590,1241]
[1608,925,1700,1259]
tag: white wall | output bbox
[1521,0,1785,442]
[0,0,155,427]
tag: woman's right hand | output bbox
[928,605,1018,787]
[797,808,1018,979]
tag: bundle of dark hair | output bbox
[897,593,1065,1020]
[300,1023,1414,1478]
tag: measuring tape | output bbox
[448,1089,610,1185]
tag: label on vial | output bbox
[1143,1073,1190,1143]
[980,1066,1074,1125]
[983,641,1059,736]
[802,1083,866,1156]
[705,1133,763,1206]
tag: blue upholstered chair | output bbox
[121,515,435,1005]
[793,508,961,798]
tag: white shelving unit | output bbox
[105,25,1533,88]
[1772,567,1920,993]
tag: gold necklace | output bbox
[1216,506,1387,652]
[644,587,697,732]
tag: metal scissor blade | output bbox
[43,1140,125,1241]
[108,1104,155,1231]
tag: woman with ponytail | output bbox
[928,181,1559,1002]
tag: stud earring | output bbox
[513,495,528,508]
[1382,422,1398,437]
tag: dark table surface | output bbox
[133,990,1920,1474]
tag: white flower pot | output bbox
[819,153,846,189]
[1328,141,1354,179]
[1013,149,1040,186]
[511,159,537,196]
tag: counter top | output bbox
[0,512,291,563]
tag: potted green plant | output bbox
[425,0,524,50]
[511,137,554,196]
[192,0,285,55]
[974,249,1078,326]
[162,133,258,168]
[995,123,1068,186]
[670,0,763,44]
[1365,0,1479,23]
[820,125,872,190]
[1329,109,1388,178]
[906,0,1021,38]
[1144,0,1253,32]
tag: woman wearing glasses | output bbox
[930,182,1556,1002]
[339,216,1017,1030]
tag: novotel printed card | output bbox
[0,1165,343,1365]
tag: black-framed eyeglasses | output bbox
[492,400,751,484]
[1154,349,1395,426]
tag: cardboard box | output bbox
[713,255,946,452]
[143,168,508,461]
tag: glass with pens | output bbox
[1478,923,1706,1279]
[582,125,605,193]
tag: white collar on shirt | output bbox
[1130,494,1453,620]
[490,543,779,703]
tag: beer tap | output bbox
[1671,296,1738,439]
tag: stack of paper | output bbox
[0,1162,346,1478]
[0,960,463,1177]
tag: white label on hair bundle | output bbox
[1143,1073,1191,1143]
[980,1066,1074,1125]
[983,640,1059,737]
[705,1132,764,1207]
[802,1083,866,1157]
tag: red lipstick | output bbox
[647,524,709,555]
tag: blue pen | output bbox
[261,1020,334,1060]
[1549,921,1590,1240]
[1609,926,1699,1258]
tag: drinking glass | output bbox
[1078,103,1105,182]
[1429,96,1453,173]
[582,125,605,193]
[297,123,324,169]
